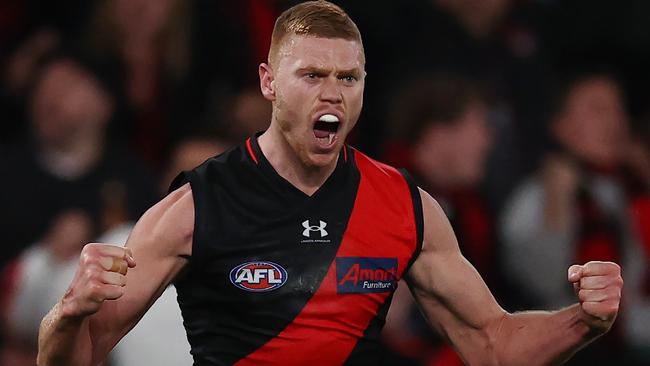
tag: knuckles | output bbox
[79,244,103,267]
[86,284,105,303]
[79,251,95,267]
[614,275,624,288]
[81,260,103,278]
[578,287,622,303]
[583,261,621,275]
[88,283,104,296]
[607,288,621,302]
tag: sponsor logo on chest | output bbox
[336,257,398,294]
[300,219,331,244]
[229,261,288,292]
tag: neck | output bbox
[258,128,338,196]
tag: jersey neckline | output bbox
[246,132,354,200]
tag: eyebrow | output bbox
[297,67,361,77]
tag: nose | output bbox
[319,77,342,104]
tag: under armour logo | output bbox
[302,220,328,238]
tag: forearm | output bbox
[494,304,597,366]
[37,301,92,366]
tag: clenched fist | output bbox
[61,243,136,319]
[568,261,623,333]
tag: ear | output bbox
[259,63,276,101]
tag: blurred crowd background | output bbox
[1,0,649,365]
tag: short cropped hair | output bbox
[268,1,363,66]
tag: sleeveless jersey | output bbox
[170,135,423,365]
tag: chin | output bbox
[304,150,339,169]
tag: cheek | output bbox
[274,90,296,123]
[349,86,364,107]
[276,82,305,110]
[343,87,364,124]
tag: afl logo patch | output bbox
[229,261,288,292]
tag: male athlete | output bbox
[38,2,623,365]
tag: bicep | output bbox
[406,189,504,361]
[89,184,194,358]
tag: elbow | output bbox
[485,312,533,366]
[36,352,50,366]
[36,353,44,366]
[458,312,508,366]
[481,311,510,366]
[37,318,51,366]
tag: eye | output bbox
[339,75,357,84]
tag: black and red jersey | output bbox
[170,134,423,365]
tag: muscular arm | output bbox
[407,189,621,366]
[37,184,194,366]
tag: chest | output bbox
[191,168,417,314]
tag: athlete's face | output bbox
[259,35,365,168]
[554,76,628,167]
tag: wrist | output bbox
[570,303,605,342]
[59,293,87,325]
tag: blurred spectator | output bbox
[161,135,234,191]
[0,211,92,366]
[387,74,499,285]
[0,0,102,146]
[342,0,551,187]
[382,74,500,365]
[81,0,194,168]
[110,133,234,365]
[3,29,60,100]
[193,0,298,144]
[0,53,157,362]
[0,54,158,271]
[203,86,272,142]
[1,28,60,146]
[0,136,228,365]
[106,224,193,366]
[500,72,639,365]
[622,118,650,364]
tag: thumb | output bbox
[568,264,583,283]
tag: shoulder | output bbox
[351,148,418,196]
[418,188,446,228]
[352,148,423,214]
[167,142,247,193]
[352,148,404,179]
[200,142,249,170]
[417,187,459,255]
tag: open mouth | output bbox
[313,114,340,146]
